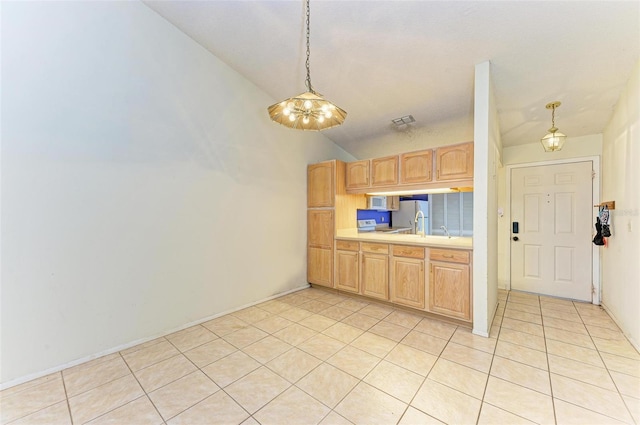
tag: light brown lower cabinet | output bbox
[360,243,389,300]
[361,253,388,300]
[429,248,471,321]
[308,246,333,288]
[335,240,360,293]
[328,240,472,323]
[390,245,425,309]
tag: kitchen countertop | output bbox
[336,228,473,249]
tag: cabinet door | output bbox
[435,142,474,181]
[371,156,399,187]
[308,247,333,287]
[308,210,333,248]
[308,161,335,207]
[335,250,359,293]
[400,150,433,184]
[429,261,471,320]
[387,196,400,211]
[390,257,425,309]
[361,253,389,300]
[346,160,370,189]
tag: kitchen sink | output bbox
[404,234,459,239]
[374,227,412,234]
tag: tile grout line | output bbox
[261,301,423,423]
[7,287,638,425]
[573,301,638,424]
[539,293,559,425]
[400,316,457,425]
[473,296,504,425]
[2,372,72,425]
[117,351,168,425]
[359,312,420,425]
[478,293,558,423]
[59,371,75,425]
[202,299,348,424]
[181,312,297,424]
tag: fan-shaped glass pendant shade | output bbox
[268,91,347,131]
[541,129,567,152]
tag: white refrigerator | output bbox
[392,200,429,235]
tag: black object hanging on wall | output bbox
[593,217,605,246]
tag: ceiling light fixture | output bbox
[540,101,567,152]
[267,0,346,131]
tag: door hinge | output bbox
[592,170,596,180]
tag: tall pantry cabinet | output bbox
[307,160,364,288]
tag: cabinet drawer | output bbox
[392,245,425,259]
[361,242,389,254]
[336,240,359,251]
[429,249,470,264]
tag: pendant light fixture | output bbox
[540,101,567,152]
[267,0,346,131]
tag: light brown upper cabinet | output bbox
[435,142,474,181]
[346,160,370,190]
[307,161,335,208]
[371,156,399,187]
[400,150,433,184]
[345,142,473,194]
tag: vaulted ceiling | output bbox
[144,1,639,159]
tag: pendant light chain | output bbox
[540,101,566,151]
[304,0,314,94]
[266,0,346,131]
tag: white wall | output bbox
[497,135,603,288]
[472,62,502,337]
[0,1,353,386]
[502,135,603,165]
[601,59,640,349]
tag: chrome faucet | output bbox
[441,225,451,238]
[414,210,426,237]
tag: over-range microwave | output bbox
[367,195,387,210]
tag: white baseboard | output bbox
[601,302,640,353]
[0,284,310,391]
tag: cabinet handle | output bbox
[443,254,454,258]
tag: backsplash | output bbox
[356,209,390,224]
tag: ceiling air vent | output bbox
[391,115,415,126]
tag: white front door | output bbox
[510,161,593,301]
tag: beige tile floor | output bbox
[2,288,639,425]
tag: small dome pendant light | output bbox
[540,101,567,152]
[267,0,346,131]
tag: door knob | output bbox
[512,236,519,241]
